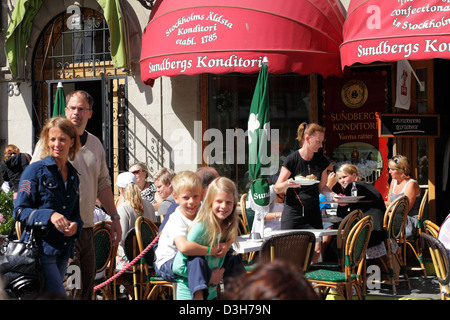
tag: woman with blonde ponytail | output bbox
[275,122,332,262]
[124,182,145,217]
[115,172,157,258]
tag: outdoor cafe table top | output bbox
[234,229,338,254]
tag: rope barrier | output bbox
[93,233,160,292]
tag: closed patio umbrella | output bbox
[248,57,271,237]
[52,82,65,117]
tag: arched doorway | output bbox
[32,7,128,192]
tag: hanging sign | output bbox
[394,60,412,110]
[377,113,440,138]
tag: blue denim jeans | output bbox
[158,257,209,298]
[157,257,179,282]
[158,251,245,299]
[39,253,70,296]
[186,256,210,298]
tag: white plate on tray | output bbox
[333,195,365,202]
[294,178,319,186]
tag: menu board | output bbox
[378,113,440,138]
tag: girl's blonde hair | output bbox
[192,177,239,248]
[297,122,325,147]
[39,117,81,161]
[337,163,360,180]
[124,182,145,216]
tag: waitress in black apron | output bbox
[275,122,332,262]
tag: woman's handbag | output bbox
[0,210,44,299]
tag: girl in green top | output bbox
[173,177,240,300]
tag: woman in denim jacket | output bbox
[14,117,83,296]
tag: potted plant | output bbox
[0,191,14,240]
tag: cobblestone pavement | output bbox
[365,274,442,300]
[324,268,443,300]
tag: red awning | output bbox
[341,0,450,69]
[140,0,345,86]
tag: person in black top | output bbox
[275,123,333,262]
[336,163,385,247]
[1,144,31,199]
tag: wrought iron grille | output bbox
[34,7,112,82]
[32,7,122,135]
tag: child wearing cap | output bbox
[115,171,137,208]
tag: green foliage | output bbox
[0,191,14,235]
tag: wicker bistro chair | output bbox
[135,216,175,300]
[238,217,247,236]
[113,228,142,300]
[420,233,450,300]
[405,189,429,278]
[239,193,257,265]
[93,221,117,300]
[305,216,374,300]
[239,194,250,235]
[382,195,411,295]
[309,209,363,272]
[423,219,440,238]
[239,193,255,235]
[111,227,150,300]
[258,231,316,272]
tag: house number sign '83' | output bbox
[7,83,20,97]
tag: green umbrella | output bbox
[52,82,66,117]
[248,57,271,236]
